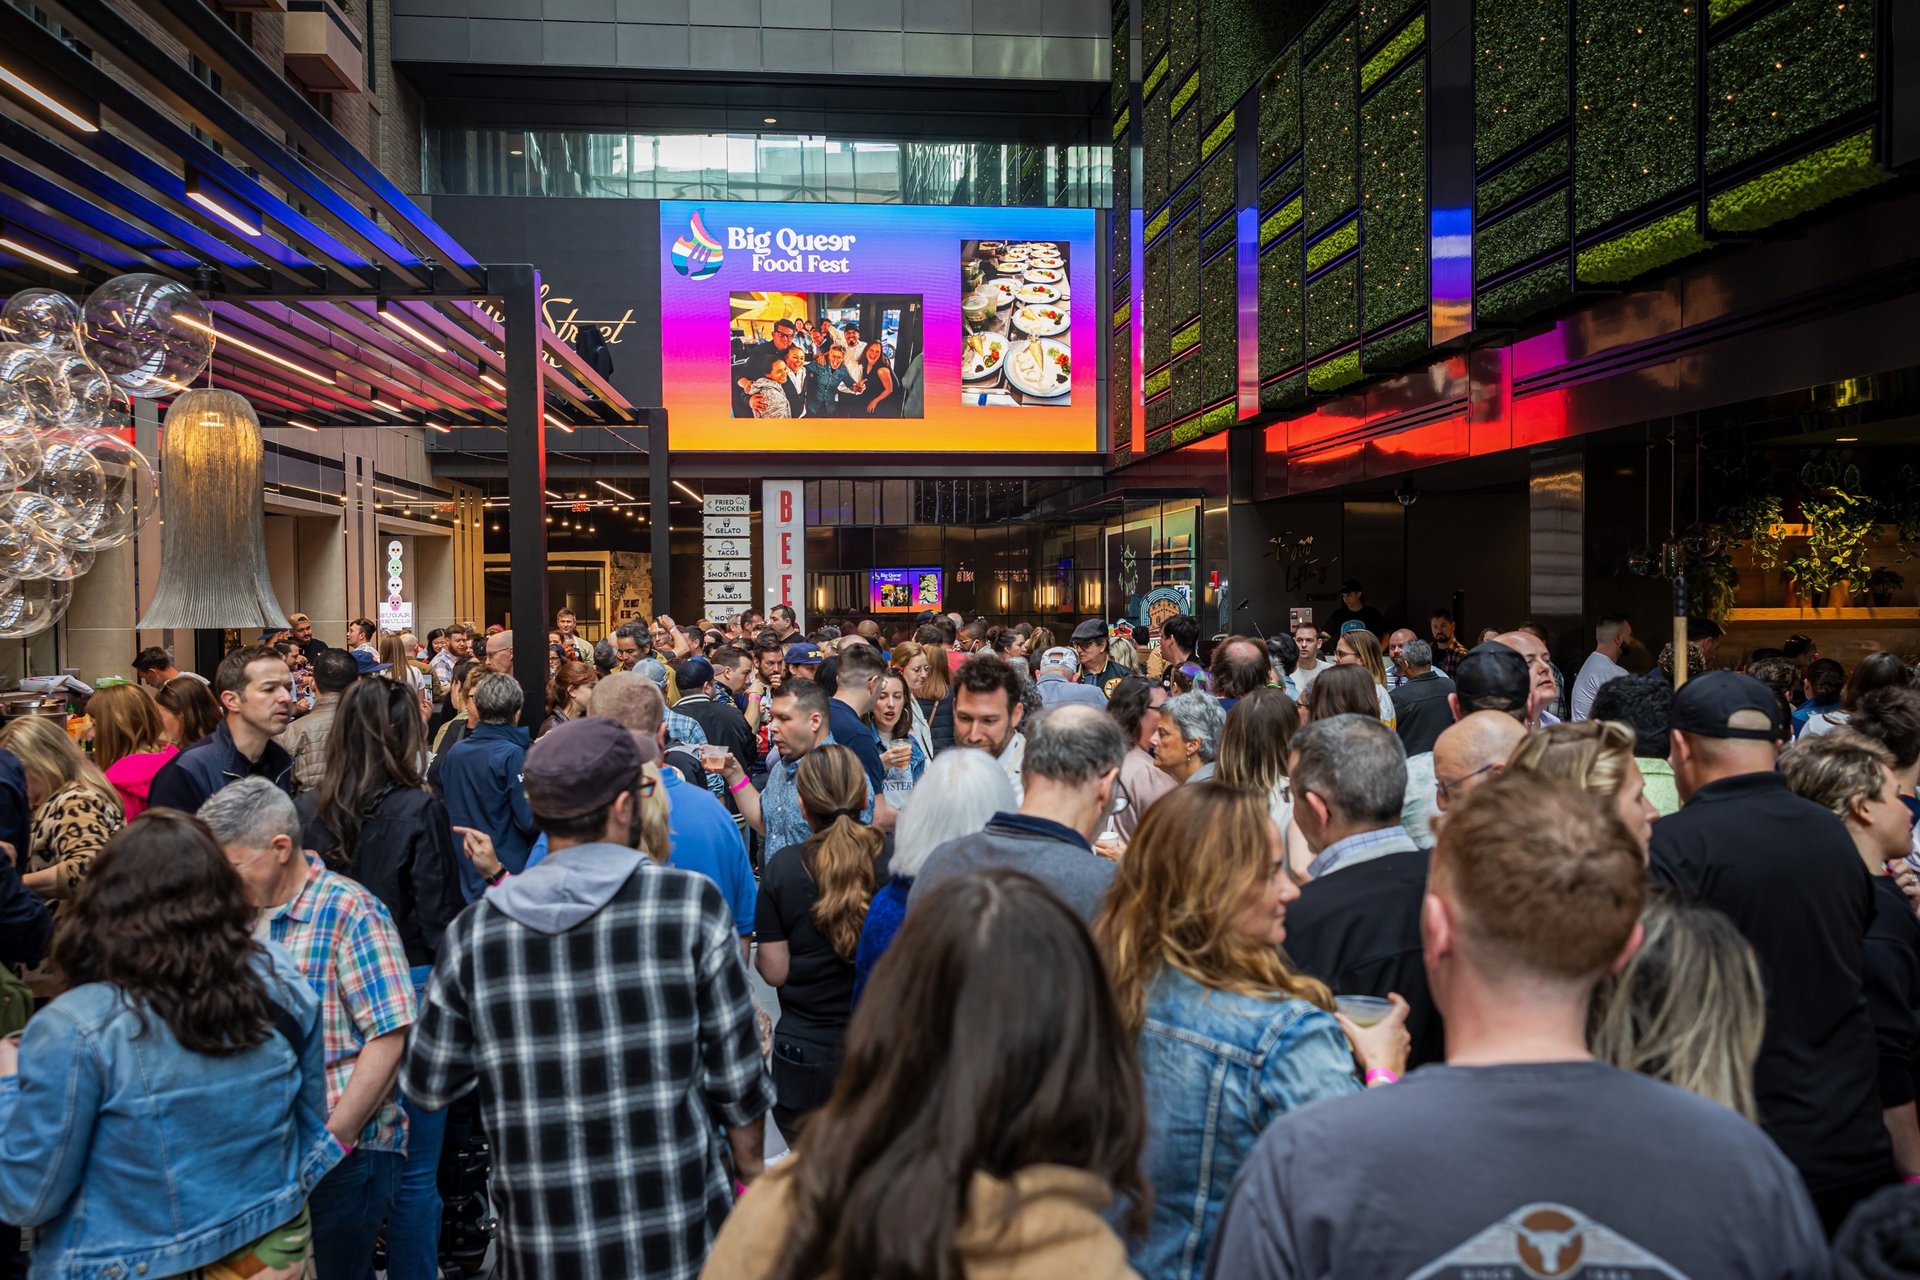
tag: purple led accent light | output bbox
[1236,204,1259,417]
[1130,206,1146,451]
[1430,204,1473,344]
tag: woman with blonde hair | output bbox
[88,683,177,820]
[1,715,124,995]
[1590,888,1765,1121]
[886,641,935,762]
[1506,720,1660,855]
[909,634,955,753]
[1330,628,1397,727]
[1094,783,1408,1277]
[755,743,889,1139]
[377,630,432,719]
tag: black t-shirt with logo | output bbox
[1206,1062,1827,1280]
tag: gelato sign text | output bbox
[726,225,857,274]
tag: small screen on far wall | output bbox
[870,567,942,613]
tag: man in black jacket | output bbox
[148,645,296,815]
[0,747,48,967]
[671,656,757,799]
[1651,670,1892,1232]
[1283,712,1442,1065]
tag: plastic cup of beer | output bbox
[1334,995,1393,1028]
[699,745,728,773]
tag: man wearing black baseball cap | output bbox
[403,717,772,1279]
[1446,642,1530,722]
[1070,618,1127,693]
[1326,579,1387,638]
[1650,671,1892,1230]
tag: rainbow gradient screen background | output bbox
[658,200,1099,453]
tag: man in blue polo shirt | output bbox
[517,674,756,954]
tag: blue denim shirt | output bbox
[0,945,339,1280]
[1132,967,1360,1280]
[760,735,872,855]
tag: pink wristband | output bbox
[729,775,751,794]
[1364,1068,1400,1087]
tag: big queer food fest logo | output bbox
[670,211,725,280]
[671,210,857,279]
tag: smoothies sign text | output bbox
[727,225,857,274]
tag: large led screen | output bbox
[659,201,1098,452]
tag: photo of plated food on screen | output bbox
[960,240,1071,407]
[729,291,925,420]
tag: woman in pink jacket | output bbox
[89,684,179,820]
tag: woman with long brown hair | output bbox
[1330,628,1397,727]
[156,674,221,748]
[0,812,335,1279]
[538,659,597,739]
[707,870,1149,1280]
[1296,662,1381,725]
[1,715,123,996]
[1094,783,1409,1278]
[89,682,177,820]
[754,743,889,1138]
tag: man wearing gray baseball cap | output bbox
[1034,645,1108,710]
[402,716,772,1280]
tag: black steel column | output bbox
[499,264,550,723]
[648,406,671,619]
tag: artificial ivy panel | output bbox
[1202,0,1309,127]
[1477,189,1569,282]
[1259,44,1303,179]
[1170,212,1202,330]
[1477,259,1575,324]
[1144,0,1168,59]
[1475,0,1568,169]
[1360,61,1428,332]
[1705,0,1875,175]
[1144,236,1170,371]
[1145,94,1171,213]
[1304,20,1359,235]
[1171,99,1203,193]
[1359,0,1424,49]
[1202,249,1239,407]
[1171,0,1200,77]
[1477,137,1569,214]
[1306,257,1360,358]
[1572,0,1697,236]
[1260,229,1305,386]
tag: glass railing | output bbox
[424,128,1112,208]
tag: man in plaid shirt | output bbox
[202,777,417,1280]
[403,716,772,1280]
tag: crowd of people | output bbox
[7,588,1920,1277]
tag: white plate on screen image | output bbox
[1012,304,1069,337]
[986,278,1022,308]
[1029,249,1064,265]
[1005,337,1071,398]
[962,331,1008,380]
[1024,241,1062,254]
[1024,267,1064,285]
[1016,282,1060,305]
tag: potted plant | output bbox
[1686,549,1740,624]
[1720,491,1785,570]
[1788,459,1877,607]
[1869,566,1906,607]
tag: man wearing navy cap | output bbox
[1326,579,1387,638]
[785,640,825,685]
[1069,618,1127,694]
[404,717,772,1280]
[1651,671,1892,1231]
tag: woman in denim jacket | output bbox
[0,811,339,1280]
[1095,784,1410,1280]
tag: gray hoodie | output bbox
[487,841,648,934]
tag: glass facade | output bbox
[425,128,1111,208]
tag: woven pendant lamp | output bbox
[136,388,288,630]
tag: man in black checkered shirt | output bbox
[402,717,772,1280]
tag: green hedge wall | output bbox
[1359,0,1423,49]
[1111,327,1133,446]
[1260,229,1305,382]
[1304,20,1359,235]
[1203,0,1309,128]
[1144,94,1170,211]
[1171,212,1201,329]
[1475,0,1567,168]
[1477,189,1568,282]
[1202,249,1239,406]
[1203,148,1237,227]
[1171,98,1202,190]
[1144,0,1168,58]
[1364,317,1428,371]
[1706,0,1875,175]
[1306,257,1359,358]
[1144,235,1170,367]
[1259,44,1302,177]
[1361,62,1428,332]
[1171,0,1200,76]
[1573,0,1697,235]
[1478,137,1568,214]
[1303,2,1356,58]
[1477,259,1574,324]
[1707,129,1887,231]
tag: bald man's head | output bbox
[1433,711,1529,812]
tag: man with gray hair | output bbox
[1389,638,1455,756]
[201,777,417,1280]
[909,703,1129,922]
[485,628,514,675]
[1034,646,1108,710]
[438,671,538,900]
[1283,713,1442,1065]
